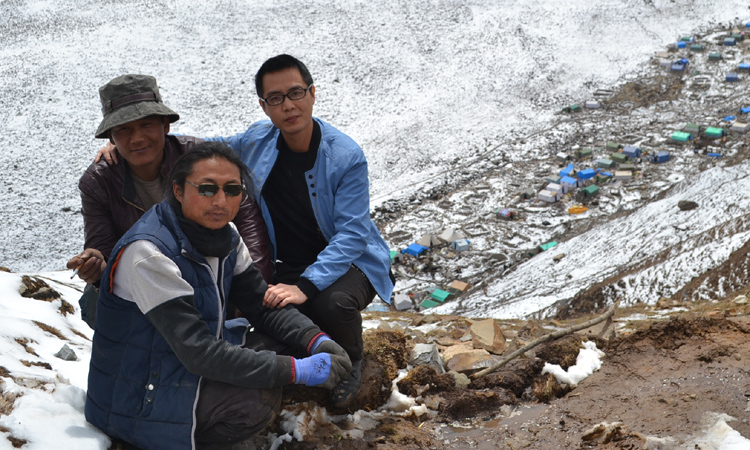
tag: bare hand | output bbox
[94,142,119,165]
[67,249,107,284]
[263,283,308,309]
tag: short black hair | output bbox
[255,54,314,98]
[167,141,252,204]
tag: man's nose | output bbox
[281,95,296,109]
[131,127,146,143]
[211,189,228,205]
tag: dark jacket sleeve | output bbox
[232,194,274,284]
[79,168,119,261]
[229,266,321,353]
[145,295,295,388]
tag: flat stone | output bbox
[445,350,497,373]
[469,319,507,354]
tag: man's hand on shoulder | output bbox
[67,248,107,284]
[94,142,119,165]
[263,283,307,309]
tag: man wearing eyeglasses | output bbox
[68,74,273,328]
[85,141,352,450]
[211,54,395,409]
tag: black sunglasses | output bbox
[185,180,245,197]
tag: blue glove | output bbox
[309,334,332,354]
[293,353,350,389]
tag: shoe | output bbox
[329,359,364,409]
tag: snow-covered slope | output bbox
[1,0,749,274]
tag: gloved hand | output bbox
[293,353,352,389]
[312,336,349,361]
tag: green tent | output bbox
[598,158,615,169]
[581,184,600,198]
[420,299,440,309]
[611,153,627,163]
[430,289,450,303]
[539,241,558,252]
[705,127,724,138]
[683,123,700,134]
[672,131,692,142]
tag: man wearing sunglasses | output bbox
[85,142,352,450]
[95,57,395,409]
[68,74,273,328]
[211,54,395,409]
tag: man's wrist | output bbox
[295,277,319,300]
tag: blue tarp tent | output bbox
[402,243,428,256]
[577,168,596,180]
[654,151,670,163]
[559,164,575,177]
[622,145,641,159]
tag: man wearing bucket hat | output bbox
[95,58,396,409]
[68,74,273,328]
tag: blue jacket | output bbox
[213,118,394,302]
[85,202,243,450]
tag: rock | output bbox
[553,253,566,263]
[582,421,625,443]
[734,295,748,305]
[19,275,61,301]
[443,347,497,373]
[655,297,679,309]
[517,319,549,340]
[678,200,698,211]
[448,370,471,389]
[411,343,445,374]
[54,344,77,361]
[469,319,507,355]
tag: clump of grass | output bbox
[32,321,67,341]
[14,338,38,357]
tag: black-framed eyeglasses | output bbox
[260,85,313,106]
[185,180,245,197]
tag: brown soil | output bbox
[268,304,750,449]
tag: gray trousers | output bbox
[194,331,302,450]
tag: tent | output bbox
[416,233,441,247]
[402,243,428,256]
[577,168,596,180]
[439,228,466,242]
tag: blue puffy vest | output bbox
[85,201,240,450]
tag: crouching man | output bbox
[84,142,351,450]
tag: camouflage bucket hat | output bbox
[95,74,180,139]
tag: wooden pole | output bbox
[471,301,619,379]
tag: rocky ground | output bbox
[240,296,750,450]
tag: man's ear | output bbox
[108,133,115,145]
[310,85,316,104]
[163,117,171,135]
[259,98,269,117]
[173,182,184,204]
